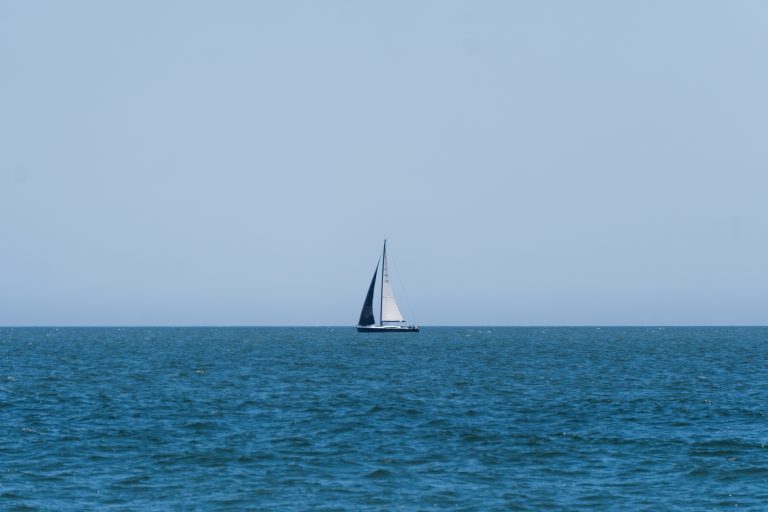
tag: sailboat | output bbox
[357,240,419,333]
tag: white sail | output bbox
[381,246,405,323]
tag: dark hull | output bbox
[357,326,419,333]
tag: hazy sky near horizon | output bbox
[2,1,767,325]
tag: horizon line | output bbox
[1,324,767,329]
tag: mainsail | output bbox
[357,263,378,327]
[380,241,405,323]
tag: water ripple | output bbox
[2,326,768,510]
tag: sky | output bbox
[1,1,767,326]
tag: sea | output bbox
[1,327,767,511]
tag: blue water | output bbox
[2,327,767,510]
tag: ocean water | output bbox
[1,327,767,511]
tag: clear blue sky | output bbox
[2,1,767,326]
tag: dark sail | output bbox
[357,263,379,326]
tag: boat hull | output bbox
[357,325,419,333]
